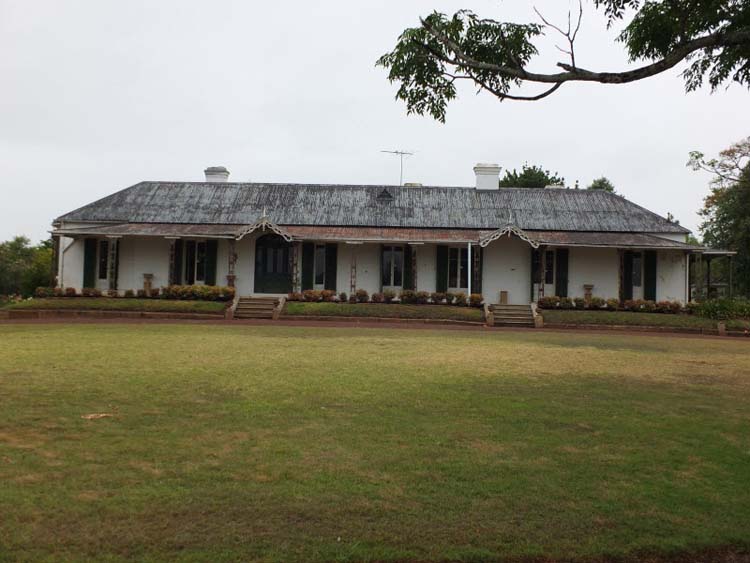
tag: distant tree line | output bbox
[0,237,54,297]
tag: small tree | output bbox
[498,164,565,188]
[588,177,617,193]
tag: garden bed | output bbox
[541,309,750,332]
[284,302,484,323]
[3,298,227,315]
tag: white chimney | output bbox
[204,166,230,182]
[474,163,501,190]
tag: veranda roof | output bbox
[51,222,705,251]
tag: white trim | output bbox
[235,215,293,242]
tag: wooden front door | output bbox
[254,234,292,294]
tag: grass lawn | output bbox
[284,301,484,322]
[542,309,750,331]
[1,325,750,562]
[4,297,226,315]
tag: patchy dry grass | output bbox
[1,324,749,562]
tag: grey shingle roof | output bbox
[55,181,689,234]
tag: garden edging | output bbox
[281,314,485,327]
[2,309,226,321]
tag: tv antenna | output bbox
[381,150,414,186]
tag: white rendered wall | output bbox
[567,247,620,300]
[117,237,171,291]
[482,236,532,305]
[350,244,381,295]
[335,243,353,294]
[59,237,84,289]
[416,244,437,294]
[657,251,687,302]
[233,236,256,296]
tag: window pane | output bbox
[545,251,555,285]
[393,247,403,287]
[98,240,109,280]
[315,245,326,285]
[632,254,642,287]
[195,242,207,281]
[460,247,468,289]
[382,247,392,286]
[448,247,458,288]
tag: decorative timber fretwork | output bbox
[235,209,293,242]
[107,238,120,291]
[479,225,540,249]
[292,242,302,292]
[226,239,237,287]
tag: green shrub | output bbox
[559,297,574,310]
[106,289,119,298]
[124,289,135,298]
[469,293,483,308]
[453,292,467,306]
[537,296,560,309]
[416,291,430,305]
[383,289,397,303]
[64,287,78,297]
[355,289,369,303]
[348,294,358,304]
[371,292,384,303]
[431,292,446,305]
[338,292,348,303]
[34,287,54,298]
[655,301,682,314]
[399,290,416,304]
[605,298,620,311]
[573,297,585,309]
[589,297,606,309]
[303,289,322,302]
[690,298,750,320]
[81,288,102,298]
[159,285,233,302]
[321,290,336,302]
[287,292,303,301]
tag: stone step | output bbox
[236,303,277,310]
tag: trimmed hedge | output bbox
[34,285,235,302]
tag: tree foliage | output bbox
[588,176,617,193]
[0,236,54,297]
[377,1,750,120]
[498,164,565,188]
[691,137,750,297]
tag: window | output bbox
[632,253,643,287]
[382,245,404,288]
[195,241,207,282]
[97,240,109,280]
[184,240,207,284]
[545,251,555,285]
[448,247,468,289]
[314,244,326,289]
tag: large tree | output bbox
[499,164,565,188]
[377,1,750,120]
[588,176,617,193]
[0,236,53,297]
[689,136,750,297]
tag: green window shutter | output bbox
[435,245,448,293]
[623,252,634,301]
[301,242,314,290]
[644,250,657,301]
[471,246,483,295]
[204,240,218,286]
[530,248,540,301]
[403,245,414,290]
[555,249,569,298]
[185,241,196,285]
[83,238,97,288]
[171,240,184,285]
[111,240,120,290]
[324,243,337,291]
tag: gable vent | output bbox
[376,188,394,202]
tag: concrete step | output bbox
[236,303,277,310]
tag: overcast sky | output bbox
[1,0,748,242]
